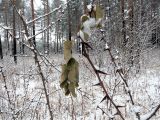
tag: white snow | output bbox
[132,105,142,113]
[141,105,160,120]
[114,55,119,60]
[87,4,92,12]
[77,30,85,41]
[126,35,129,39]
[105,43,109,49]
[83,18,96,35]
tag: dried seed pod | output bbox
[81,14,89,23]
[60,64,68,88]
[64,40,72,62]
[96,5,103,20]
[68,58,79,83]
[69,82,77,97]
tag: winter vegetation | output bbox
[0,0,160,120]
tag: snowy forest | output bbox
[0,0,160,120]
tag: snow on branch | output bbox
[26,6,61,25]
[27,0,72,25]
[27,22,55,41]
[0,24,12,30]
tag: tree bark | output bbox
[31,0,36,47]
[120,0,127,46]
[46,0,50,54]
[4,0,9,53]
[67,0,71,41]
[83,0,87,14]
[127,0,134,68]
[13,0,17,64]
[22,2,25,54]
[0,35,3,59]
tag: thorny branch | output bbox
[105,40,160,120]
[106,46,140,119]
[80,38,125,120]
[10,3,56,120]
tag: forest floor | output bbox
[0,47,160,120]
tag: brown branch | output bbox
[81,39,125,120]
[13,6,54,120]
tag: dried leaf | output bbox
[83,32,89,42]
[64,83,70,96]
[69,82,77,97]
[96,23,102,28]
[60,80,68,88]
[67,58,76,69]
[60,64,69,88]
[96,5,103,20]
[80,24,84,30]
[75,82,79,87]
[68,59,79,83]
[60,58,79,97]
[65,90,70,96]
[68,58,79,90]
[64,40,72,62]
[81,15,89,23]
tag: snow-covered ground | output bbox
[0,47,160,120]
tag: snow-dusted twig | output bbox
[27,7,61,25]
[26,22,55,41]
[26,0,71,25]
[0,24,12,30]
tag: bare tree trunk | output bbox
[135,0,142,73]
[43,0,50,54]
[4,1,9,53]
[82,0,87,54]
[67,0,71,41]
[127,0,134,68]
[46,0,50,54]
[121,0,127,46]
[22,4,25,54]
[83,0,87,14]
[0,35,3,59]
[56,20,59,53]
[75,5,80,53]
[31,0,36,47]
[13,0,17,64]
[128,0,134,31]
[43,2,47,54]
